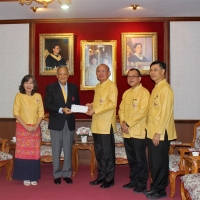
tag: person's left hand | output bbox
[86,108,95,116]
[121,121,129,134]
[32,124,39,132]
[152,133,160,146]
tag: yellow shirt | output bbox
[147,79,177,140]
[119,84,150,139]
[91,79,118,134]
[13,92,44,124]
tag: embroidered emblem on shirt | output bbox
[100,99,104,103]
[36,99,39,102]
[132,99,137,107]
[72,96,75,101]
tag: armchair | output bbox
[180,155,200,200]
[115,122,128,165]
[40,116,64,163]
[169,121,200,198]
[180,173,200,200]
[0,139,13,181]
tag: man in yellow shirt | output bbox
[119,68,150,193]
[144,61,177,199]
[86,64,118,188]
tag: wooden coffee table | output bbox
[72,141,96,178]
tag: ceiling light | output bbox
[59,0,71,9]
[131,4,139,10]
[61,4,70,9]
[19,0,71,10]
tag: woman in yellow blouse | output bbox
[13,75,44,186]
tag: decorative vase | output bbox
[81,136,87,143]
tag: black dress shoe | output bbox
[146,192,167,199]
[123,183,136,189]
[90,179,104,185]
[143,189,154,195]
[133,186,147,193]
[100,180,114,188]
[63,177,73,184]
[54,177,61,185]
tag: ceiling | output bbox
[0,0,200,20]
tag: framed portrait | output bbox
[80,40,117,90]
[121,32,158,75]
[39,33,74,76]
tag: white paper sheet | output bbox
[71,105,88,113]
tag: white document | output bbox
[71,105,88,113]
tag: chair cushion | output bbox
[40,120,51,142]
[170,141,182,145]
[181,173,200,200]
[40,145,64,158]
[194,126,200,149]
[169,154,180,172]
[115,146,127,159]
[188,148,200,152]
[0,151,13,160]
[114,122,124,143]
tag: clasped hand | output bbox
[26,124,39,133]
[121,121,129,134]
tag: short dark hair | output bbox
[133,43,142,50]
[150,60,166,70]
[53,45,60,49]
[19,75,38,95]
[128,68,141,77]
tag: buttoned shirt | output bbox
[91,79,118,134]
[13,92,44,124]
[119,84,150,139]
[147,79,177,140]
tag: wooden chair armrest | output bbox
[0,139,8,152]
[41,141,51,146]
[115,143,124,147]
[179,148,190,170]
[169,142,192,154]
[189,155,200,173]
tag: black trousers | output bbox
[93,126,115,182]
[124,138,148,187]
[147,133,170,193]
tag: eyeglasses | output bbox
[127,75,140,79]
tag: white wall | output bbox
[170,21,200,120]
[0,24,29,118]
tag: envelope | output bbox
[71,105,88,113]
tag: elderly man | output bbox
[86,64,118,188]
[144,61,177,199]
[44,65,80,185]
[119,68,149,193]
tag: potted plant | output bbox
[76,127,92,142]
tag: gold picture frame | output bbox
[39,33,74,76]
[80,40,117,90]
[121,32,158,75]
